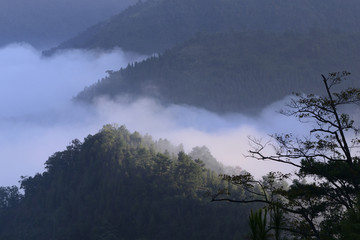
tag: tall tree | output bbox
[212,71,360,239]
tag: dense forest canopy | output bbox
[0,125,255,239]
[47,0,360,54]
[76,31,360,114]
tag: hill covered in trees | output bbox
[47,0,360,55]
[76,31,360,114]
[0,125,253,239]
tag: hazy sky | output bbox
[0,0,138,48]
[0,43,312,187]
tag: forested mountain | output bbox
[76,31,360,114]
[0,125,253,239]
[47,0,360,55]
[0,0,138,48]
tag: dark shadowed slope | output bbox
[76,31,360,114]
[47,0,360,55]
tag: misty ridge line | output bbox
[0,43,308,186]
[48,0,360,56]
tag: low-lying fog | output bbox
[0,43,310,186]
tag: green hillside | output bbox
[47,0,360,55]
[0,125,253,239]
[77,31,360,114]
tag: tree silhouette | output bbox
[212,71,360,239]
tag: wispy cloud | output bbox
[0,43,310,186]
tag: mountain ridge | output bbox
[0,125,251,239]
[46,0,360,55]
[76,31,360,114]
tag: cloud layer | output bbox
[0,43,312,186]
[0,44,144,186]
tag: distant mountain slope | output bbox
[0,125,251,239]
[76,31,360,114]
[0,0,138,48]
[47,0,360,54]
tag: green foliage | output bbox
[0,125,252,239]
[270,204,285,240]
[340,198,360,240]
[0,186,22,209]
[189,146,224,174]
[248,208,271,240]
